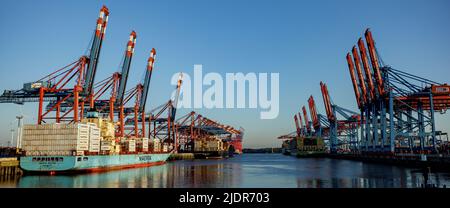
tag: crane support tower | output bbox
[320,82,360,153]
[0,6,110,124]
[346,29,450,154]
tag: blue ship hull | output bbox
[20,153,172,173]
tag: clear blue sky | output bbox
[0,0,449,148]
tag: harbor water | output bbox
[1,153,450,188]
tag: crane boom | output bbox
[171,73,183,120]
[294,114,301,137]
[302,106,311,133]
[320,81,335,121]
[117,31,137,105]
[358,38,376,100]
[365,29,385,96]
[346,53,362,108]
[308,96,320,129]
[139,48,156,112]
[297,112,303,129]
[83,5,109,96]
[352,46,368,104]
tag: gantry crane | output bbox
[123,49,156,138]
[175,111,198,151]
[320,82,360,153]
[174,111,243,153]
[0,6,110,124]
[43,30,137,138]
[125,72,183,150]
[302,106,312,136]
[294,114,301,137]
[293,112,308,137]
[86,31,137,137]
[307,96,329,138]
[346,29,450,153]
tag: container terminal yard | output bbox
[279,29,450,171]
[0,6,243,175]
[0,1,449,189]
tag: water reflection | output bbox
[19,164,174,188]
[295,159,449,188]
[16,160,242,188]
[3,154,450,188]
[168,160,242,188]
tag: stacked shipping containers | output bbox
[153,139,161,152]
[22,120,174,156]
[193,140,224,152]
[100,139,121,154]
[206,140,223,152]
[194,140,204,152]
[143,138,149,152]
[21,121,158,156]
[135,138,149,152]
[81,118,114,139]
[88,124,101,153]
[100,140,114,151]
[22,123,90,156]
[119,139,137,153]
[128,140,136,152]
[101,121,115,138]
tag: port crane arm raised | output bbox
[83,6,109,97]
[139,48,156,113]
[116,31,137,106]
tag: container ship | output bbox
[20,115,172,174]
[192,139,230,159]
[295,136,326,157]
[4,5,176,174]
[281,136,326,157]
[191,128,244,159]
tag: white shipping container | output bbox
[114,145,121,153]
[89,126,100,134]
[87,122,97,128]
[77,139,89,143]
[153,144,161,152]
[128,144,136,152]
[127,139,136,152]
[142,138,149,148]
[100,140,114,151]
[76,145,89,151]
[101,145,111,151]
[89,147,100,152]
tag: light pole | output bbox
[10,125,15,148]
[16,115,24,149]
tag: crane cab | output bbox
[432,84,450,95]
